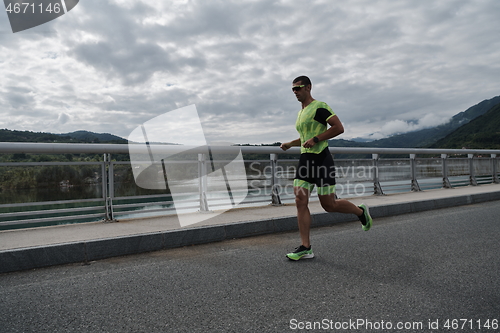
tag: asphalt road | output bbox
[1,201,499,333]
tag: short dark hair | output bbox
[293,75,312,87]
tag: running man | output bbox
[280,76,373,260]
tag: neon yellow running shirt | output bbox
[295,100,336,154]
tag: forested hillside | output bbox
[431,102,500,149]
[0,129,127,144]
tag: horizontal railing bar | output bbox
[112,201,178,209]
[379,184,411,188]
[0,161,103,167]
[239,198,273,204]
[109,161,131,165]
[0,198,105,209]
[112,194,174,201]
[112,207,179,216]
[1,206,106,218]
[2,142,500,156]
[0,213,105,226]
[126,160,198,165]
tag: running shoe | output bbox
[358,203,373,231]
[286,245,314,260]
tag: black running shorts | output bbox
[293,148,336,195]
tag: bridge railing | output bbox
[0,142,499,229]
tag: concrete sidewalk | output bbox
[1,184,500,273]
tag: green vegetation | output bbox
[329,95,500,149]
[0,129,128,190]
[431,102,500,149]
[0,129,127,143]
[0,129,71,143]
[0,163,101,190]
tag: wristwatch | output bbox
[313,136,319,143]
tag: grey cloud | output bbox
[156,1,292,40]
[71,40,174,85]
[3,85,35,110]
[62,1,174,85]
[6,92,33,109]
[172,2,243,37]
[5,74,34,87]
[57,112,70,124]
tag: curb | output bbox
[2,190,500,274]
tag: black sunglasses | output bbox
[292,85,305,92]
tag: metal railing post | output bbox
[198,153,210,212]
[108,159,115,200]
[468,154,478,186]
[372,154,384,195]
[270,154,282,206]
[108,155,117,221]
[102,154,108,199]
[410,154,421,192]
[441,154,452,188]
[103,153,114,221]
[492,154,499,184]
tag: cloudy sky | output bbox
[1,0,499,144]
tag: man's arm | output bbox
[280,138,301,151]
[302,115,344,148]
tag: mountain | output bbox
[430,102,500,149]
[330,95,500,149]
[0,129,69,143]
[58,130,127,144]
[0,129,127,144]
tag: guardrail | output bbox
[0,142,499,229]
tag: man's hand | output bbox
[280,142,291,151]
[281,138,301,151]
[302,138,316,148]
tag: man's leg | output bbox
[295,185,311,248]
[318,192,373,231]
[286,185,315,260]
[318,192,362,215]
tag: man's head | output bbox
[292,76,312,103]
